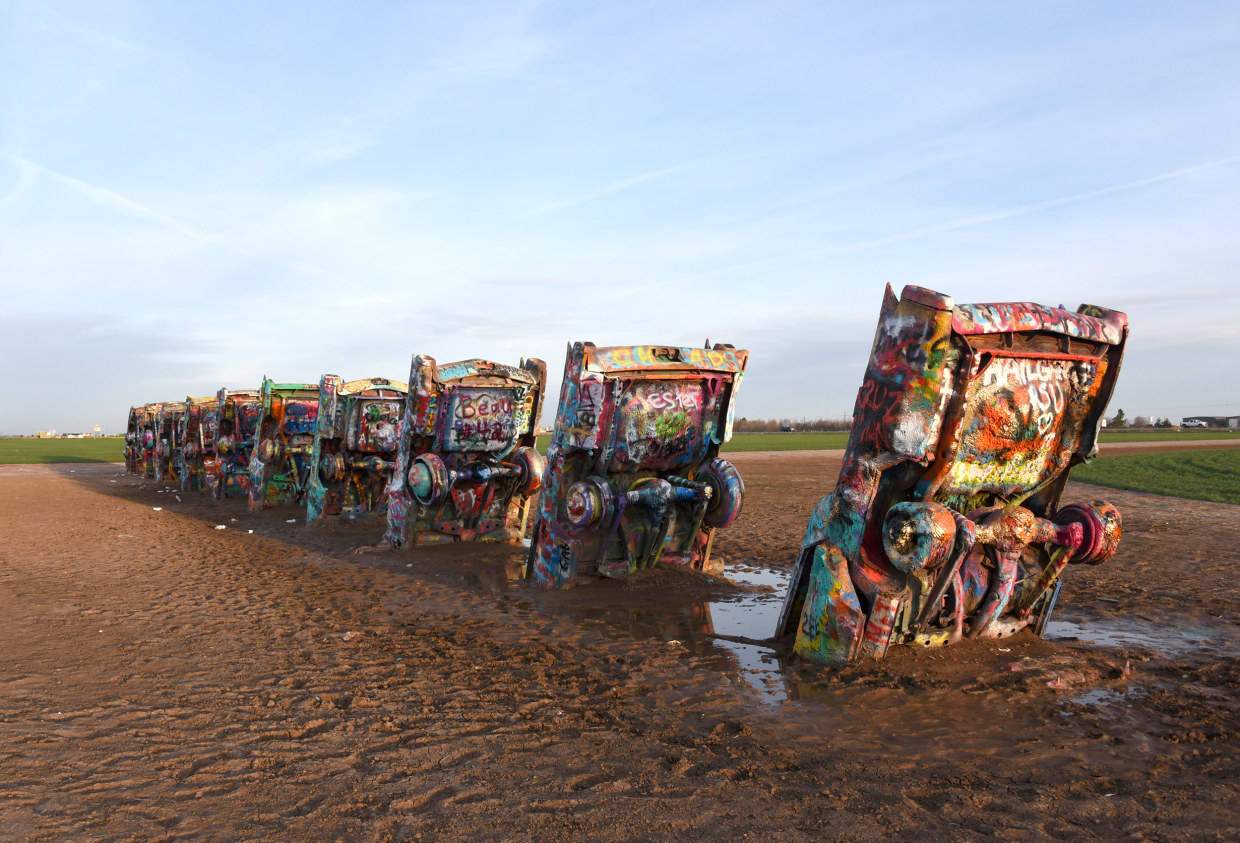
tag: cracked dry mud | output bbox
[1,443,1237,839]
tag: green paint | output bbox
[654,410,689,440]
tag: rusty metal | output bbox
[526,343,749,588]
[379,356,547,547]
[306,375,409,525]
[776,285,1127,663]
[245,378,322,511]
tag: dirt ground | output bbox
[1,443,1238,840]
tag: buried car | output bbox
[246,379,321,510]
[124,404,156,476]
[209,388,262,499]
[152,402,187,487]
[178,394,221,492]
[775,285,1127,664]
[526,342,749,588]
[306,375,408,525]
[375,356,547,547]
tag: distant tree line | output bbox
[733,417,853,433]
[1107,409,1175,429]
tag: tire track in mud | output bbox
[0,469,827,839]
[1,464,1237,839]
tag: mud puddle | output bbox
[352,549,802,704]
[1044,611,1240,658]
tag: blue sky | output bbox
[2,0,1237,433]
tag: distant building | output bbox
[1181,416,1240,429]
[35,428,57,438]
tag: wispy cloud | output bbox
[524,164,689,217]
[2,153,216,243]
[828,156,1240,254]
[31,5,157,61]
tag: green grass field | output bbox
[1071,447,1240,505]
[0,436,125,464]
[721,431,852,452]
[1097,429,1240,442]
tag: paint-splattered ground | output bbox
[1,446,1237,840]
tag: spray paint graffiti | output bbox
[124,404,156,476]
[305,375,408,526]
[775,285,1128,664]
[207,388,262,500]
[152,402,187,487]
[245,378,321,512]
[179,395,221,492]
[526,342,749,589]
[374,356,547,548]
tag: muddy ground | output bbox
[1,443,1238,840]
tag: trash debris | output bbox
[342,631,359,641]
[285,518,297,524]
[152,507,163,511]
[214,525,226,530]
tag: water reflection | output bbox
[406,551,1240,708]
[1044,613,1240,658]
[435,557,799,702]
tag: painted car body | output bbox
[246,379,321,510]
[178,395,221,492]
[526,343,749,588]
[210,388,262,499]
[306,375,409,525]
[124,404,155,475]
[152,402,187,486]
[775,285,1128,664]
[381,356,547,546]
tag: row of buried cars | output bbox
[123,285,1130,665]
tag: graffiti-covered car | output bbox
[246,379,321,510]
[210,388,262,499]
[124,404,153,475]
[776,285,1127,664]
[152,402,187,486]
[377,356,547,547]
[306,376,408,525]
[526,343,749,588]
[178,394,221,492]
